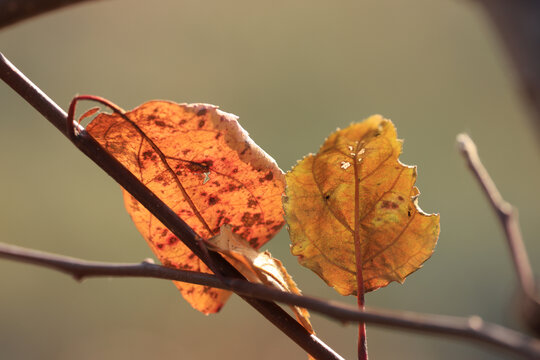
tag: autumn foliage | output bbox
[84,100,439,357]
[86,101,286,314]
[284,116,440,295]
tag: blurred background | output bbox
[1,0,539,359]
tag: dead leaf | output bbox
[208,225,313,333]
[283,115,440,296]
[86,101,285,313]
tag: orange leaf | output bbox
[283,115,440,296]
[86,101,285,313]
[208,225,313,333]
[78,107,100,123]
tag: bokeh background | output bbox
[1,1,539,359]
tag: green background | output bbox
[1,1,539,359]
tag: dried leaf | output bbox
[208,226,313,333]
[78,107,100,123]
[284,115,440,296]
[86,101,285,313]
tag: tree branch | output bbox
[0,0,94,29]
[1,241,540,359]
[457,133,540,335]
[457,134,536,296]
[475,0,540,139]
[0,52,343,360]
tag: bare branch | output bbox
[0,52,343,360]
[1,241,540,359]
[0,0,94,29]
[457,134,536,296]
[475,0,540,139]
[457,133,540,334]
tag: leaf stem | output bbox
[354,142,368,360]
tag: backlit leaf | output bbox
[208,225,313,333]
[283,115,440,296]
[86,101,285,313]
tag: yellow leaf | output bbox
[208,226,313,333]
[283,115,440,296]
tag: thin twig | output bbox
[457,133,540,335]
[1,241,540,359]
[0,0,93,29]
[457,134,536,297]
[0,52,343,360]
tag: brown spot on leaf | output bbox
[161,259,175,268]
[186,162,209,173]
[247,199,258,208]
[155,120,167,127]
[142,150,154,160]
[216,214,225,226]
[241,212,261,227]
[197,108,207,116]
[208,196,219,205]
[382,200,399,209]
[198,120,205,128]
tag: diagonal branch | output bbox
[0,0,94,29]
[1,241,540,359]
[0,52,343,360]
[457,133,540,334]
